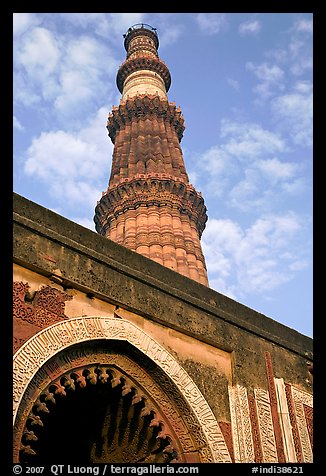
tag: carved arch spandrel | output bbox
[13,316,232,463]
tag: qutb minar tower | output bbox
[12,22,313,468]
[94,24,209,286]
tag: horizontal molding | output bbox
[13,196,313,360]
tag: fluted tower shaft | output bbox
[94,24,209,286]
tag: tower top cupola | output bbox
[123,23,159,54]
[117,24,171,99]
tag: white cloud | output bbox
[255,157,297,182]
[227,157,303,211]
[227,78,240,91]
[59,13,106,28]
[23,106,112,210]
[271,81,313,147]
[15,27,61,79]
[191,119,304,211]
[72,216,96,231]
[202,212,308,297]
[246,62,284,83]
[13,71,41,107]
[50,180,101,209]
[106,13,146,36]
[220,119,286,159]
[14,26,62,106]
[207,277,237,300]
[293,81,311,94]
[13,116,24,131]
[290,55,312,77]
[247,213,301,248]
[26,131,96,179]
[263,16,312,78]
[201,146,230,175]
[281,178,306,195]
[245,18,312,147]
[59,13,146,38]
[187,170,199,187]
[203,218,243,254]
[228,153,302,210]
[158,23,184,48]
[289,259,309,271]
[61,13,150,42]
[196,144,237,198]
[66,36,106,68]
[239,20,261,36]
[264,48,288,64]
[14,23,118,121]
[246,61,285,100]
[293,18,313,34]
[287,24,313,76]
[228,169,263,211]
[195,13,228,35]
[13,13,41,36]
[201,218,242,297]
[54,69,95,115]
[55,36,117,118]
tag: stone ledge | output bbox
[107,94,183,142]
[94,176,207,236]
[13,192,312,359]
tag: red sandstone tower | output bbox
[94,24,209,286]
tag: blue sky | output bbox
[13,13,313,337]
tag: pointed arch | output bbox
[13,315,231,463]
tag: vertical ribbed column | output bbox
[171,209,189,278]
[124,209,137,250]
[181,214,200,283]
[165,121,187,180]
[107,217,117,242]
[160,206,178,271]
[158,116,173,175]
[148,206,164,265]
[135,205,150,258]
[189,220,208,285]
[115,215,125,245]
[122,122,133,177]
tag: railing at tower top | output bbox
[123,23,158,39]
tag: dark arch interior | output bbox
[21,371,175,464]
[19,341,180,464]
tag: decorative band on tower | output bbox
[94,24,209,286]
